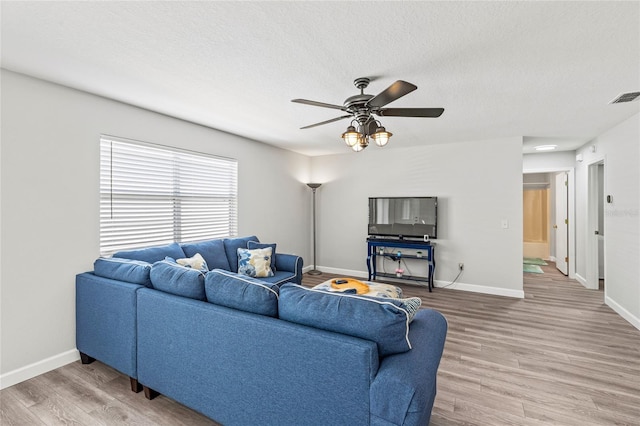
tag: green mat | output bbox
[523,264,544,274]
[523,257,548,266]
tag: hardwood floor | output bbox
[2,265,638,425]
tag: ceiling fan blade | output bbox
[366,80,417,108]
[300,115,352,129]
[291,99,345,111]
[377,107,444,118]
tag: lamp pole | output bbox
[307,183,322,275]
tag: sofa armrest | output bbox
[275,253,303,284]
[76,272,144,378]
[370,309,447,426]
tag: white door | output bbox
[586,161,605,290]
[554,172,568,275]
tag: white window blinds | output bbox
[100,136,238,256]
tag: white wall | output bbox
[310,137,524,298]
[523,150,575,170]
[574,113,640,329]
[0,70,311,386]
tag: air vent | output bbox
[609,92,640,104]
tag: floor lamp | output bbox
[307,183,322,275]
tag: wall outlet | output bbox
[458,263,464,271]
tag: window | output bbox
[100,136,237,256]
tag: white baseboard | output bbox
[311,266,524,298]
[0,349,79,390]
[302,265,336,275]
[434,280,525,298]
[309,266,368,279]
[575,273,587,287]
[605,296,640,331]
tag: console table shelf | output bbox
[366,238,435,292]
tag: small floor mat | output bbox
[523,264,544,274]
[523,257,548,266]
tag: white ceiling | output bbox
[2,1,638,156]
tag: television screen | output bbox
[368,197,437,239]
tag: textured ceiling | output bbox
[2,1,638,156]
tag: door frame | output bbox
[523,166,576,279]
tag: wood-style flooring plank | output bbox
[28,393,107,426]
[0,389,46,425]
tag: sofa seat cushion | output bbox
[113,242,186,264]
[205,269,279,317]
[278,284,414,356]
[254,270,297,286]
[223,236,258,273]
[94,257,152,286]
[150,259,206,300]
[181,239,230,271]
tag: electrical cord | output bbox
[439,268,462,289]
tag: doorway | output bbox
[523,173,551,260]
[522,168,575,280]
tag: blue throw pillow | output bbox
[223,236,258,272]
[113,242,186,264]
[278,284,414,356]
[205,269,279,317]
[247,241,277,271]
[94,257,152,286]
[181,239,231,271]
[150,259,206,300]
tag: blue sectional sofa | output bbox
[76,236,302,392]
[76,236,448,425]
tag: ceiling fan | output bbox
[292,77,444,151]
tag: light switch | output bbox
[501,219,509,229]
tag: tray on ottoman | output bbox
[313,278,403,299]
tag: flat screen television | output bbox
[368,197,437,240]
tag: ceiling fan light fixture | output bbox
[293,77,444,153]
[352,137,368,152]
[342,125,362,147]
[372,126,392,147]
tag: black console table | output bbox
[366,238,435,292]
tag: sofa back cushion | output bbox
[278,284,414,356]
[205,269,279,317]
[181,239,231,271]
[113,242,186,264]
[150,259,206,300]
[223,236,258,272]
[93,257,152,286]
